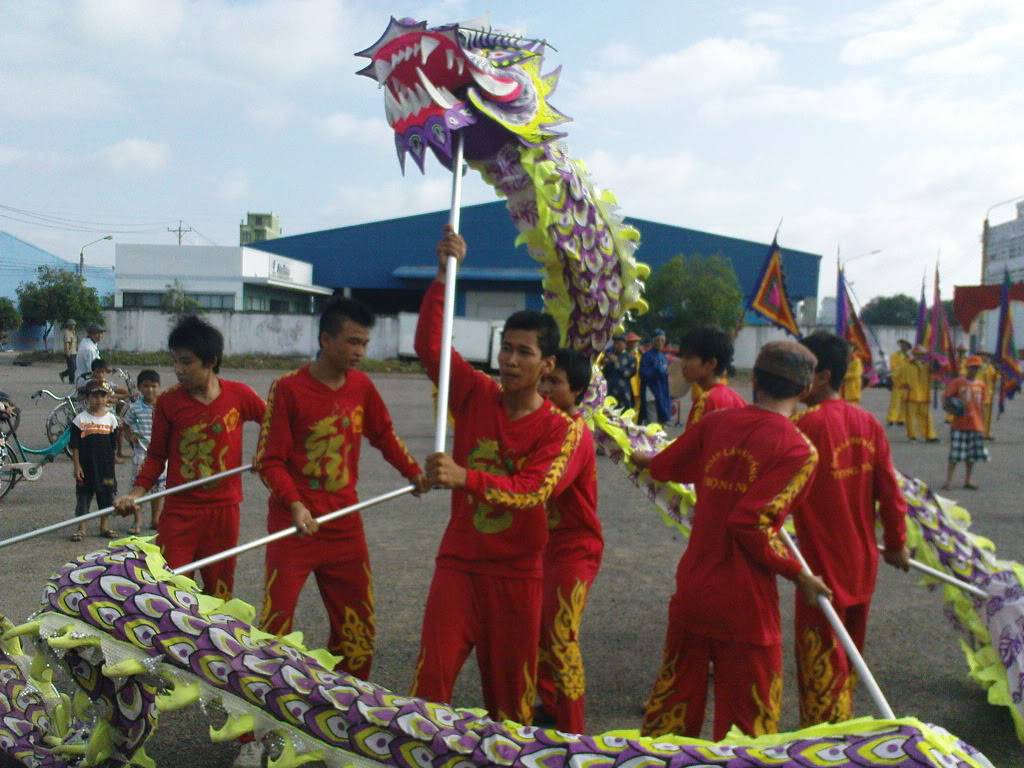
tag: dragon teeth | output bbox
[417,67,455,109]
[420,36,439,65]
[470,67,517,96]
[373,59,392,83]
[446,49,454,70]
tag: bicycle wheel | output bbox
[0,440,17,499]
[46,401,78,457]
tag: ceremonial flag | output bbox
[925,266,954,373]
[997,267,1022,411]
[836,266,877,384]
[914,276,927,346]
[748,237,801,337]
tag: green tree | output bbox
[161,279,203,323]
[632,253,743,343]
[0,297,21,335]
[860,294,919,326]
[16,266,103,350]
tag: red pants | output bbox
[157,500,239,599]
[641,597,782,740]
[411,566,542,724]
[259,533,375,679]
[795,598,869,726]
[538,555,600,733]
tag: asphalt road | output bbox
[0,355,1021,766]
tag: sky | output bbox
[3,0,1023,304]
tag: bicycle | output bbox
[0,401,70,499]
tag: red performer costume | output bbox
[640,406,818,740]
[254,365,422,678]
[686,382,746,429]
[411,280,578,723]
[135,380,265,598]
[538,419,601,733]
[792,399,907,725]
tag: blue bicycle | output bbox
[0,398,71,499]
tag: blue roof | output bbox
[0,230,115,303]
[254,201,820,310]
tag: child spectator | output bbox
[633,341,831,740]
[121,370,165,531]
[536,348,602,733]
[81,358,133,462]
[678,325,744,428]
[254,297,428,679]
[70,381,119,542]
[942,355,989,490]
[792,332,909,726]
[412,226,579,725]
[114,316,265,598]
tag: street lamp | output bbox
[79,235,112,277]
[844,248,882,266]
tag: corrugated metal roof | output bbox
[393,265,541,282]
[0,230,115,302]
[253,201,821,306]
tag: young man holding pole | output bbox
[114,316,265,599]
[793,332,909,726]
[253,298,428,678]
[535,348,602,733]
[411,226,580,725]
[633,341,831,740]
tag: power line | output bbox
[0,212,167,235]
[0,202,179,229]
[168,220,192,245]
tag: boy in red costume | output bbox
[679,325,745,428]
[115,316,265,598]
[793,332,909,726]
[941,354,990,490]
[633,341,831,740]
[412,226,580,724]
[535,348,602,733]
[254,298,429,678]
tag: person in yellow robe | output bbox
[626,332,642,410]
[978,354,999,440]
[905,346,938,441]
[887,340,911,425]
[840,351,864,404]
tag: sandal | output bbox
[100,528,118,539]
[127,526,141,535]
[70,531,84,542]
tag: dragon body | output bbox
[0,14,1017,767]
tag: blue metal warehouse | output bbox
[252,201,821,321]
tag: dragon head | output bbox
[356,17,570,172]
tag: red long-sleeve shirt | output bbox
[792,398,907,607]
[415,280,580,578]
[546,418,602,562]
[649,405,817,646]
[686,382,746,429]
[135,380,265,505]
[253,365,422,539]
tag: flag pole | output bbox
[876,546,987,598]
[173,485,415,575]
[0,465,253,549]
[435,134,465,453]
[781,529,896,719]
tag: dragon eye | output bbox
[432,124,445,141]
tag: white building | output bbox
[114,244,333,314]
[977,202,1024,351]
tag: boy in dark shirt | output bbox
[70,381,119,541]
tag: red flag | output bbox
[836,267,876,383]
[749,237,801,337]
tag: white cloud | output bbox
[0,146,27,167]
[217,169,250,201]
[96,139,170,172]
[0,71,122,118]
[74,0,185,47]
[319,112,390,144]
[246,103,296,130]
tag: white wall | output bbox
[240,248,314,285]
[115,244,245,310]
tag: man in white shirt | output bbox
[75,323,105,388]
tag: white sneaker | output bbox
[232,740,264,768]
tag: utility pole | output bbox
[168,220,192,245]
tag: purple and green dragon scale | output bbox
[0,543,992,767]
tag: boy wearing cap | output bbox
[678,326,744,428]
[601,334,637,408]
[70,381,120,542]
[633,341,831,740]
[639,330,671,425]
[792,332,909,726]
[942,356,989,490]
[904,346,937,441]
